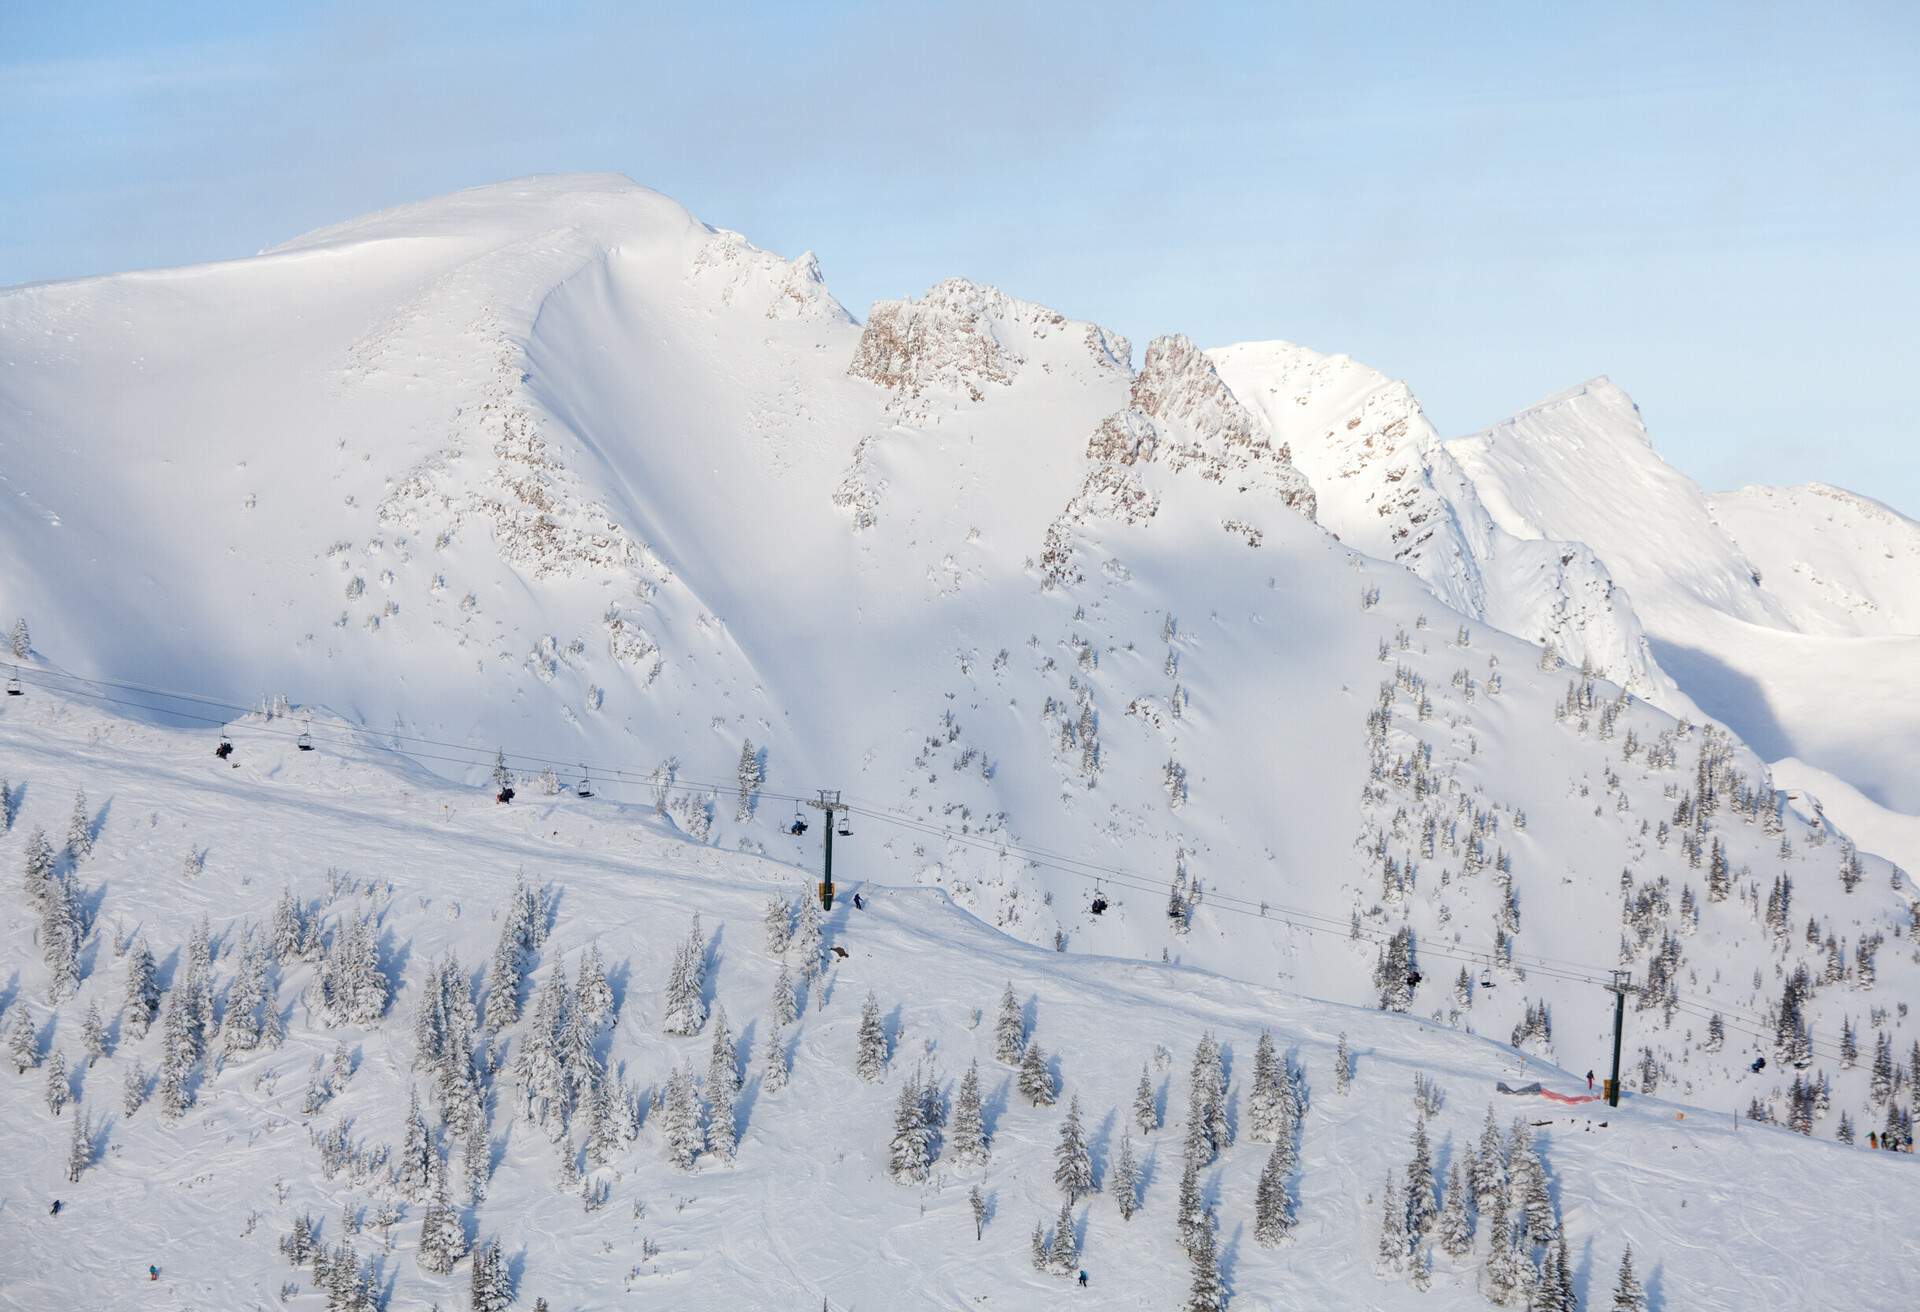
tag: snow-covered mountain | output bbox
[2,172,1918,1309]
[1,170,1915,1123]
[1207,343,1678,706]
[1447,381,1920,824]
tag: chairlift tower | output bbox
[806,789,850,910]
[1604,969,1634,1107]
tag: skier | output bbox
[1750,1056,1766,1073]
[1586,1070,1594,1091]
[148,1266,159,1282]
[852,892,864,910]
[1077,1270,1088,1288]
[49,1200,61,1217]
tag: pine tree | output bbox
[483,917,524,1033]
[707,1006,738,1162]
[270,885,312,963]
[791,896,823,985]
[513,970,575,1141]
[1481,1184,1518,1304]
[469,1237,512,1312]
[1133,1064,1159,1132]
[8,616,28,658]
[1029,1220,1050,1271]
[463,1121,491,1206]
[970,1184,988,1240]
[21,826,56,912]
[1053,1095,1094,1200]
[1017,1040,1055,1106]
[948,1059,988,1166]
[1334,1031,1352,1095]
[855,991,888,1082]
[771,961,798,1027]
[1112,1131,1139,1221]
[1871,1031,1894,1105]
[1611,1245,1646,1311]
[39,874,82,1004]
[760,1021,789,1095]
[660,1063,702,1171]
[417,1156,468,1275]
[1185,1032,1227,1164]
[121,1062,146,1117]
[1254,1142,1293,1246]
[65,789,93,861]
[662,920,708,1037]
[80,1001,106,1067]
[1437,1160,1473,1257]
[45,1048,69,1117]
[1406,1116,1437,1238]
[735,739,761,821]
[888,1079,932,1184]
[1471,1104,1505,1206]
[280,1213,315,1267]
[994,982,1024,1064]
[319,915,389,1027]
[395,1086,435,1200]
[1247,1030,1286,1142]
[1183,1206,1224,1311]
[65,1106,90,1181]
[1047,1199,1077,1275]
[574,943,613,1026]
[762,895,791,956]
[1377,1168,1408,1271]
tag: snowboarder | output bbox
[852,892,864,910]
[1750,1056,1766,1073]
[148,1266,159,1282]
[1077,1270,1088,1288]
[1586,1070,1594,1091]
[49,1200,61,1216]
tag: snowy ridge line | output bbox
[5,669,1870,1065]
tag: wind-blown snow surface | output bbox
[1,692,1916,1310]
[1447,383,1920,817]
[2,172,1916,1124]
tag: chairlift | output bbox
[297,729,314,751]
[1090,896,1108,916]
[215,734,234,761]
[5,668,20,696]
[576,766,593,799]
[789,809,809,837]
[1480,968,1495,989]
[836,814,852,838]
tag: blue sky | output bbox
[4,2,1916,513]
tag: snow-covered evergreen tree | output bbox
[1254,1142,1293,1246]
[1377,1167,1408,1272]
[416,1155,468,1275]
[463,1120,492,1206]
[269,885,314,963]
[121,1061,146,1118]
[707,1005,738,1162]
[1185,1031,1228,1164]
[762,895,791,956]
[1247,1030,1287,1142]
[1046,1198,1077,1275]
[1406,1116,1438,1239]
[1053,1095,1094,1200]
[735,739,762,821]
[65,788,93,861]
[970,1184,987,1240]
[771,961,798,1027]
[469,1237,512,1312]
[1133,1063,1159,1132]
[21,826,55,912]
[1611,1245,1646,1311]
[1017,1040,1055,1106]
[659,1062,702,1171]
[318,915,388,1027]
[790,896,823,986]
[394,1085,435,1201]
[8,1008,38,1075]
[1472,1103,1506,1207]
[888,1078,932,1184]
[79,1000,106,1067]
[1174,1144,1204,1257]
[760,1019,789,1094]
[45,1047,69,1117]
[513,969,576,1141]
[8,616,28,658]
[662,918,709,1037]
[39,873,83,1004]
[1437,1160,1473,1257]
[1112,1131,1139,1221]
[1183,1206,1224,1311]
[574,943,612,1026]
[994,982,1024,1064]
[855,990,888,1082]
[948,1059,988,1166]
[64,1105,89,1180]
[1480,1184,1519,1304]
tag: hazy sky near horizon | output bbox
[4,2,1916,514]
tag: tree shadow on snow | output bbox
[1088,1108,1116,1193]
[697,923,725,1015]
[1137,1141,1160,1201]
[83,795,110,851]
[0,970,18,1021]
[375,926,411,1007]
[1217,1219,1244,1295]
[1646,1260,1667,1311]
[1,778,22,830]
[983,1076,1013,1142]
[604,956,631,1026]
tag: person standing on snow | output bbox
[1586,1070,1594,1091]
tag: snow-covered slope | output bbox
[1,172,1914,1127]
[1710,483,1920,638]
[2,690,1916,1311]
[1448,381,1920,817]
[1209,343,1676,705]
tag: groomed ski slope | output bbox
[0,691,1913,1311]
